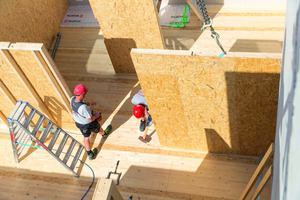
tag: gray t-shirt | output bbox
[131,89,147,106]
[70,96,92,125]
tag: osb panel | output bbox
[7,50,75,130]
[0,0,68,49]
[131,52,281,156]
[0,53,35,122]
[89,0,165,73]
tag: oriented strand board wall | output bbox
[0,0,68,49]
[0,43,75,130]
[89,0,165,73]
[131,49,281,156]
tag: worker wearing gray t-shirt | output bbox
[71,84,112,160]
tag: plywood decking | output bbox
[0,132,272,200]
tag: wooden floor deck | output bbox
[0,6,282,199]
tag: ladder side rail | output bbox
[8,101,23,121]
[7,119,19,163]
[8,101,25,145]
[70,145,84,171]
[55,134,69,157]
[15,112,27,143]
[16,122,32,156]
[12,102,27,122]
[14,120,79,177]
[60,128,84,147]
[48,128,61,150]
[14,115,27,143]
[13,112,29,159]
[63,139,76,164]
[239,143,274,200]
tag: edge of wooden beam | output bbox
[32,50,72,115]
[9,43,44,51]
[0,111,8,127]
[0,42,11,49]
[0,79,17,105]
[131,48,282,59]
[40,45,72,99]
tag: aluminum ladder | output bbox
[7,101,84,177]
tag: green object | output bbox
[89,148,98,160]
[103,125,112,138]
[169,5,191,28]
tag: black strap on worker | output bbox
[196,0,227,56]
[71,96,87,119]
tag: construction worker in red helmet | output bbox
[131,89,152,142]
[70,84,112,160]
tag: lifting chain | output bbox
[196,0,227,55]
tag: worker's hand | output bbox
[94,112,100,118]
[85,102,91,106]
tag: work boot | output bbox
[102,125,112,138]
[88,148,98,160]
[140,120,146,132]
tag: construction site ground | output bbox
[0,7,283,199]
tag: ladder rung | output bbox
[55,134,69,157]
[48,129,61,150]
[40,122,53,143]
[63,140,76,164]
[70,145,84,171]
[31,116,45,136]
[23,109,36,128]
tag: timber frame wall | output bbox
[0,42,74,130]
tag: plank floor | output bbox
[0,6,281,200]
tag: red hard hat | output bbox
[74,84,88,95]
[133,104,145,118]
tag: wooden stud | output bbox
[0,79,17,104]
[250,165,273,200]
[32,50,72,115]
[239,143,274,200]
[185,0,203,21]
[40,45,72,99]
[0,49,57,124]
[0,111,8,127]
